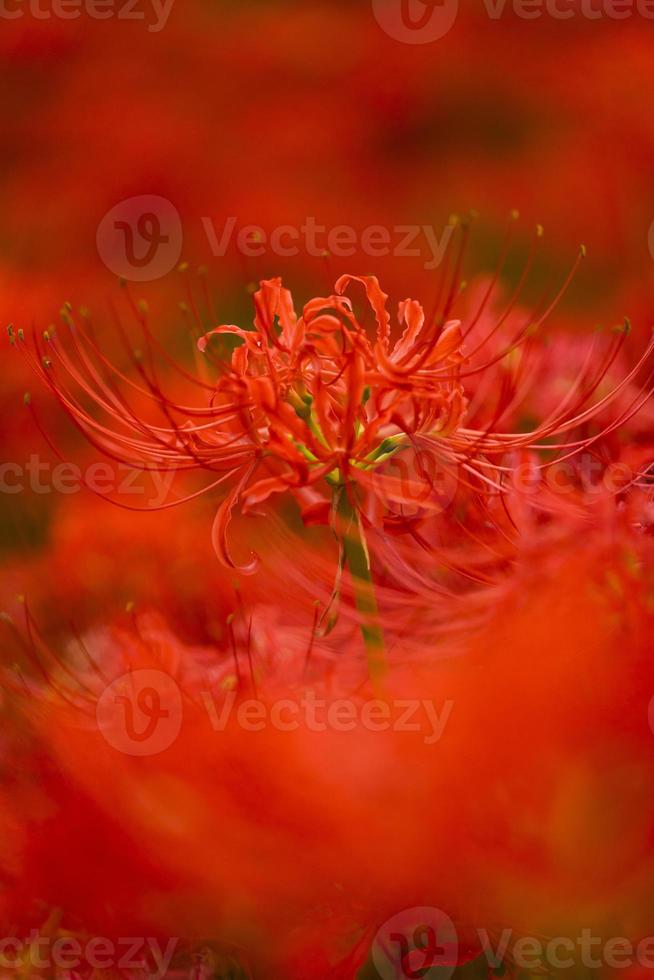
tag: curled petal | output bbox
[303,294,354,325]
[254,278,300,349]
[394,299,426,360]
[373,337,414,382]
[335,274,391,347]
[246,374,277,413]
[197,324,250,353]
[440,387,468,433]
[241,475,295,514]
[241,459,337,516]
[211,464,260,574]
[433,319,464,364]
[304,314,346,335]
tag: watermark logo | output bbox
[373,915,654,975]
[373,907,458,980]
[371,444,459,519]
[202,692,453,745]
[95,685,454,756]
[0,451,638,509]
[96,668,183,756]
[97,195,182,282]
[372,0,459,43]
[96,207,454,279]
[373,0,654,42]
[647,695,654,737]
[483,0,654,21]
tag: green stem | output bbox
[336,488,388,686]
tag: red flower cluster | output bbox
[3,251,654,978]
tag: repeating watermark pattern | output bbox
[373,0,459,44]
[0,0,175,29]
[94,668,455,756]
[97,196,183,281]
[374,910,654,977]
[373,907,459,980]
[1,452,643,506]
[370,450,641,511]
[373,0,654,43]
[96,196,455,281]
[0,456,176,507]
[96,669,184,756]
[202,217,454,271]
[484,0,654,20]
[0,935,178,976]
[371,445,460,518]
[203,690,454,744]
[647,694,654,737]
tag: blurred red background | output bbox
[3,5,654,970]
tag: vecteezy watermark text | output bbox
[0,0,174,30]
[0,935,178,977]
[1,452,645,509]
[0,456,175,507]
[96,196,456,281]
[96,668,456,755]
[373,909,654,980]
[201,216,454,271]
[202,690,454,745]
[372,0,654,45]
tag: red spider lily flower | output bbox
[194,274,467,521]
[13,270,653,549]
[12,261,654,680]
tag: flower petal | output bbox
[335,274,391,347]
[211,464,259,574]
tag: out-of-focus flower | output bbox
[2,522,653,979]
